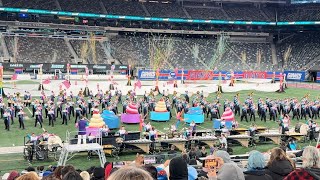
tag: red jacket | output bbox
[284,168,319,180]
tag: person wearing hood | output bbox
[169,156,188,180]
[205,150,245,180]
[181,153,198,180]
[266,148,294,180]
[244,151,272,180]
[285,146,320,180]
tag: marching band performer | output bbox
[3,109,10,131]
[62,107,69,125]
[48,108,55,127]
[18,109,25,129]
[35,108,43,128]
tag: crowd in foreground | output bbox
[2,146,320,180]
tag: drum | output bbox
[299,124,309,135]
[295,124,302,133]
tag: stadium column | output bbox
[0,66,4,97]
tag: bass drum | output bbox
[295,123,309,135]
[294,124,302,133]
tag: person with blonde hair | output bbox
[79,171,90,180]
[265,147,294,180]
[285,146,320,180]
[16,172,39,180]
[107,166,153,180]
[131,153,145,167]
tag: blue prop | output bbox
[101,110,120,129]
[150,111,170,121]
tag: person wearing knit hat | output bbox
[7,171,19,180]
[92,167,105,180]
[169,157,188,180]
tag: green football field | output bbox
[0,87,319,174]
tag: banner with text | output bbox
[284,71,306,81]
[317,72,320,83]
[138,70,282,81]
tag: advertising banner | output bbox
[138,70,282,81]
[317,72,320,83]
[284,71,305,81]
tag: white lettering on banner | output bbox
[287,73,302,80]
[93,65,106,69]
[10,64,23,68]
[51,64,64,69]
[118,66,127,69]
[70,65,86,69]
[140,71,156,79]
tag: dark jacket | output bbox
[244,169,273,180]
[266,160,294,180]
[284,168,320,180]
[169,157,188,180]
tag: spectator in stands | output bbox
[168,145,177,154]
[284,146,320,180]
[244,150,272,180]
[204,151,245,180]
[200,146,207,157]
[108,166,153,180]
[266,147,294,180]
[62,171,82,180]
[53,166,64,180]
[6,170,20,180]
[169,156,188,180]
[61,165,76,179]
[156,165,168,180]
[142,165,158,180]
[195,145,202,160]
[104,162,113,179]
[92,167,105,180]
[181,153,198,180]
[16,172,39,180]
[189,147,197,160]
[131,153,145,167]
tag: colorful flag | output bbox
[85,66,89,76]
[42,77,51,84]
[11,74,17,80]
[62,80,71,89]
[136,80,141,89]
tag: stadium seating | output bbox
[5,36,72,63]
[57,0,104,13]
[144,2,188,18]
[186,7,227,20]
[2,0,59,10]
[2,0,320,21]
[102,0,146,16]
[278,4,320,21]
[69,40,108,64]
[276,32,320,70]
[2,33,319,71]
[224,6,268,21]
